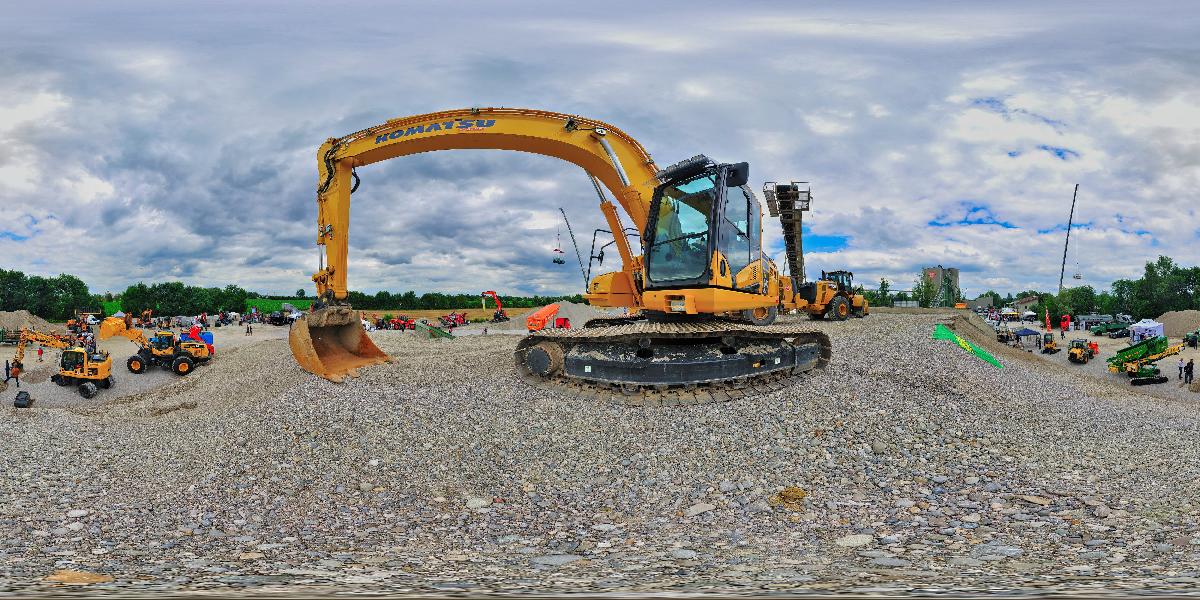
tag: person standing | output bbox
[5,360,20,387]
[3,359,9,382]
[37,346,43,362]
[1185,359,1194,385]
[1180,357,1187,380]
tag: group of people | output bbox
[1180,358,1195,384]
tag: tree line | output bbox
[0,267,587,321]
[947,255,1199,319]
[0,270,94,322]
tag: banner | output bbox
[932,324,1004,369]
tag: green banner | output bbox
[932,324,1003,369]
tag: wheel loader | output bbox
[788,270,869,321]
[1067,339,1095,363]
[99,317,212,376]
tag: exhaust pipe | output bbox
[289,306,391,382]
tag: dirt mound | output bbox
[0,310,58,333]
[489,300,604,331]
[1156,310,1200,337]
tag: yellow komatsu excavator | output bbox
[290,107,831,403]
[12,329,114,398]
[99,317,211,376]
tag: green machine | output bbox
[1106,335,1182,385]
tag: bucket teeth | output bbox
[289,308,392,382]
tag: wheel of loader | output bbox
[52,374,70,387]
[100,376,113,389]
[742,305,778,326]
[172,355,195,376]
[808,312,824,320]
[78,382,98,399]
[127,355,147,374]
[829,296,851,321]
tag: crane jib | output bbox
[374,119,497,144]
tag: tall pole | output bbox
[1058,184,1079,294]
[559,206,588,291]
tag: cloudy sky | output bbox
[3,1,1198,299]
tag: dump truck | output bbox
[1089,322,1127,336]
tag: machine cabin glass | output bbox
[61,349,84,372]
[645,172,717,285]
[717,178,761,288]
[824,270,853,292]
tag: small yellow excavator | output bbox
[12,329,114,398]
[288,107,832,403]
[99,317,212,376]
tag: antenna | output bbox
[1058,184,1079,294]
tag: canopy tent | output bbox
[112,311,125,318]
[1129,319,1165,343]
[1013,328,1040,337]
[1021,311,1036,318]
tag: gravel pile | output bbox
[1157,310,1200,337]
[0,310,59,333]
[486,300,604,331]
[3,313,1200,595]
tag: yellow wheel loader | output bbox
[288,108,832,403]
[779,270,869,321]
[11,330,114,398]
[1067,339,1094,364]
[99,318,211,376]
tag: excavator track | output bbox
[514,319,832,406]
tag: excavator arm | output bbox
[13,330,71,366]
[482,290,504,312]
[311,108,658,306]
[98,317,151,349]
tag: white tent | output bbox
[1129,319,1164,343]
[112,311,125,318]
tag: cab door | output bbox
[716,173,763,292]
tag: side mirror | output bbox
[726,162,749,187]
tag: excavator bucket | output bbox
[289,307,391,382]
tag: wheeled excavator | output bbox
[99,317,212,376]
[289,107,832,403]
[11,329,114,398]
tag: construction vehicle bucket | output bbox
[289,307,391,382]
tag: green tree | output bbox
[912,273,938,308]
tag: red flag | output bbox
[1044,308,1051,330]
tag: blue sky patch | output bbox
[1038,145,1079,160]
[929,202,1016,229]
[0,231,30,242]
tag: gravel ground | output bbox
[3,312,1200,595]
[0,325,290,409]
